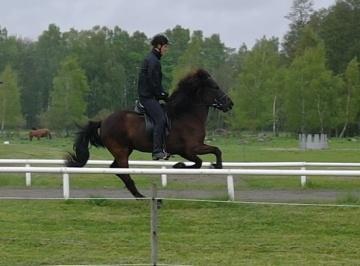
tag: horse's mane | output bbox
[167,69,210,116]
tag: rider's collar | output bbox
[152,48,162,59]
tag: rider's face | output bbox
[159,44,169,55]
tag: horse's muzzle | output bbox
[220,97,234,113]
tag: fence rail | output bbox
[2,159,360,189]
[1,160,360,200]
[2,159,360,167]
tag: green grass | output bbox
[1,200,360,265]
[1,136,360,264]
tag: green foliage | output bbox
[162,25,190,90]
[171,30,205,89]
[284,42,339,133]
[282,0,314,60]
[317,0,360,74]
[231,37,282,131]
[0,0,359,135]
[339,57,360,137]
[44,56,89,131]
[0,65,24,130]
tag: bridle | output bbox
[211,92,229,109]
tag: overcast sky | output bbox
[1,0,335,49]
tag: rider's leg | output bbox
[139,98,168,159]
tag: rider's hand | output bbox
[159,91,169,102]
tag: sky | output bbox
[1,0,335,49]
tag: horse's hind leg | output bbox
[110,159,145,198]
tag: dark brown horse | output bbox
[29,128,52,141]
[66,69,233,198]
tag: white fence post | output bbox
[25,164,31,187]
[161,166,167,187]
[301,166,307,187]
[227,175,235,201]
[62,172,70,200]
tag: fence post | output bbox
[25,164,31,187]
[62,172,70,200]
[301,166,307,187]
[161,166,167,187]
[227,175,235,201]
[151,184,158,266]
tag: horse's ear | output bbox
[195,69,210,80]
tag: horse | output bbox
[65,69,234,198]
[29,128,52,141]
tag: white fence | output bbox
[1,159,360,200]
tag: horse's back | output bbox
[100,110,151,150]
[101,110,145,137]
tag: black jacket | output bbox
[137,49,166,99]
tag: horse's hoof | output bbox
[157,199,163,209]
[135,194,146,200]
[211,163,222,169]
[173,162,186,168]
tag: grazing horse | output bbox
[29,128,52,141]
[66,69,234,198]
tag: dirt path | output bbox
[1,187,359,203]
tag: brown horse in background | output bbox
[66,69,234,198]
[29,128,52,141]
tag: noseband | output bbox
[212,93,228,109]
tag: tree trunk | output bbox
[339,93,351,138]
[1,97,6,132]
[272,95,277,136]
[316,94,324,133]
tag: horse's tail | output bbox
[65,121,103,167]
[48,130,52,139]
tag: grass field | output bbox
[1,200,360,265]
[1,134,360,265]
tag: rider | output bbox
[137,34,170,160]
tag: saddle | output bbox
[134,100,171,138]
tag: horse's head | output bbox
[168,69,234,116]
[193,69,234,112]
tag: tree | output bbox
[0,65,24,131]
[34,24,66,112]
[163,25,190,90]
[230,37,282,132]
[171,30,205,89]
[318,0,360,74]
[45,57,89,133]
[282,0,314,61]
[339,57,360,137]
[17,40,42,127]
[284,43,339,133]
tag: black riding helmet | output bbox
[151,34,169,47]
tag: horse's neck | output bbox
[168,103,209,124]
[191,104,209,124]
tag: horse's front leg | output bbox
[173,144,222,169]
[173,154,202,169]
[192,144,223,169]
